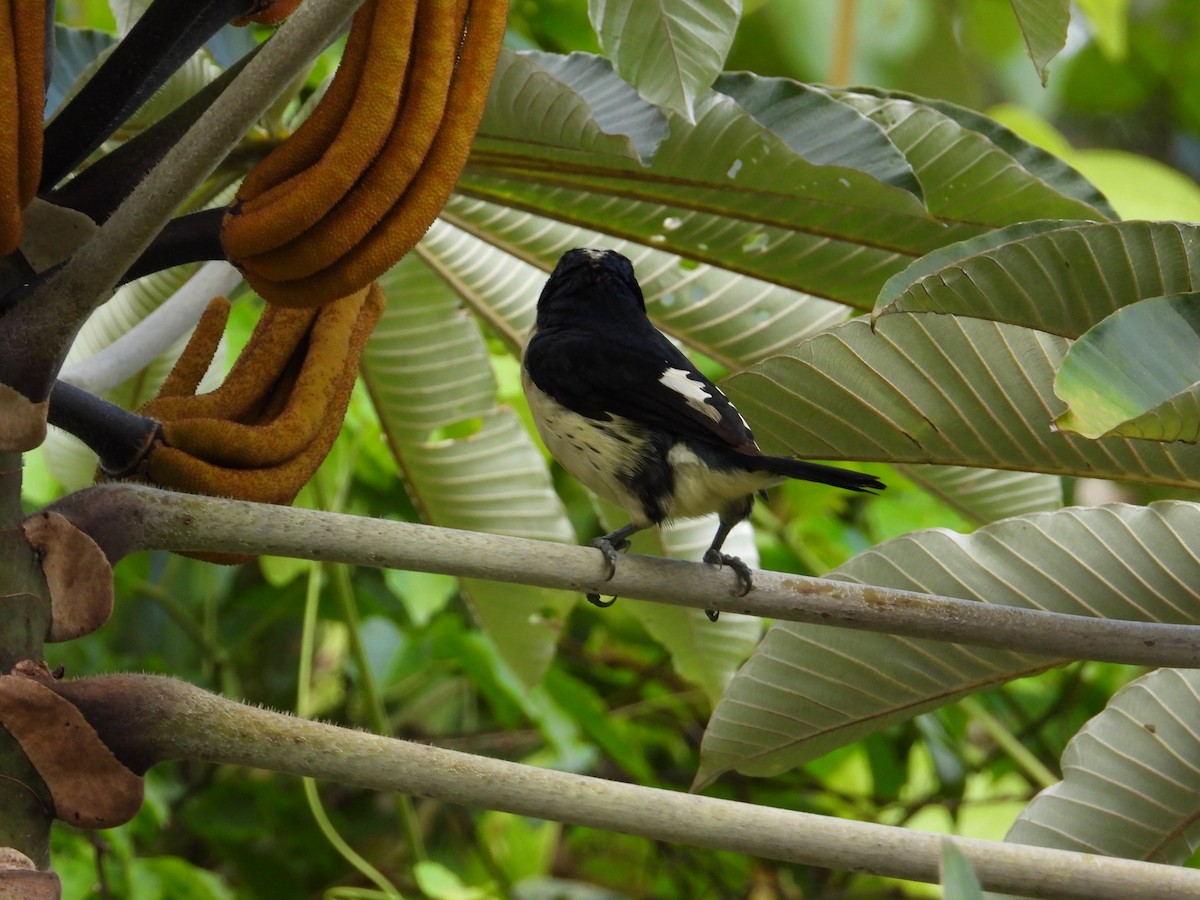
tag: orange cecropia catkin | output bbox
[128,283,384,511]
[221,0,507,308]
[0,0,45,255]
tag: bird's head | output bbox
[535,248,647,329]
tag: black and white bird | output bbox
[522,248,883,616]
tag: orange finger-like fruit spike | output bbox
[1,0,45,254]
[222,0,418,257]
[135,284,382,493]
[236,0,464,283]
[244,0,506,308]
[155,297,233,399]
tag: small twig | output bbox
[45,483,1200,669]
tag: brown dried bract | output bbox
[21,512,114,642]
[0,674,143,829]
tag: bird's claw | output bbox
[587,535,631,609]
[590,535,631,581]
[702,550,754,621]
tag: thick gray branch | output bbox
[49,484,1200,668]
[61,674,1200,900]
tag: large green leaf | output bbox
[588,0,741,121]
[1054,293,1200,441]
[724,313,1200,487]
[469,56,1109,308]
[362,254,576,686]
[696,501,1200,788]
[875,220,1200,337]
[851,90,1115,218]
[440,195,851,365]
[1002,668,1200,867]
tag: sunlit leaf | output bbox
[588,0,741,121]
[874,221,1200,337]
[831,90,1101,225]
[1053,293,1200,441]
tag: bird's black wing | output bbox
[525,325,759,455]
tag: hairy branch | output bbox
[45,483,1200,668]
[41,673,1200,900]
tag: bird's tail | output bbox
[749,455,884,493]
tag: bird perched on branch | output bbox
[522,248,883,618]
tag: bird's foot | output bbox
[587,534,632,609]
[702,550,753,621]
[591,534,632,581]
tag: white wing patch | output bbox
[660,367,721,422]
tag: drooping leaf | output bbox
[361,253,576,686]
[696,501,1200,788]
[588,0,741,121]
[1053,292,1200,441]
[830,90,1103,226]
[1003,668,1200,867]
[851,89,1115,219]
[714,74,921,198]
[723,314,1200,488]
[874,220,1200,337]
[1009,0,1070,86]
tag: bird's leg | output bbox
[702,502,755,620]
[586,522,643,608]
